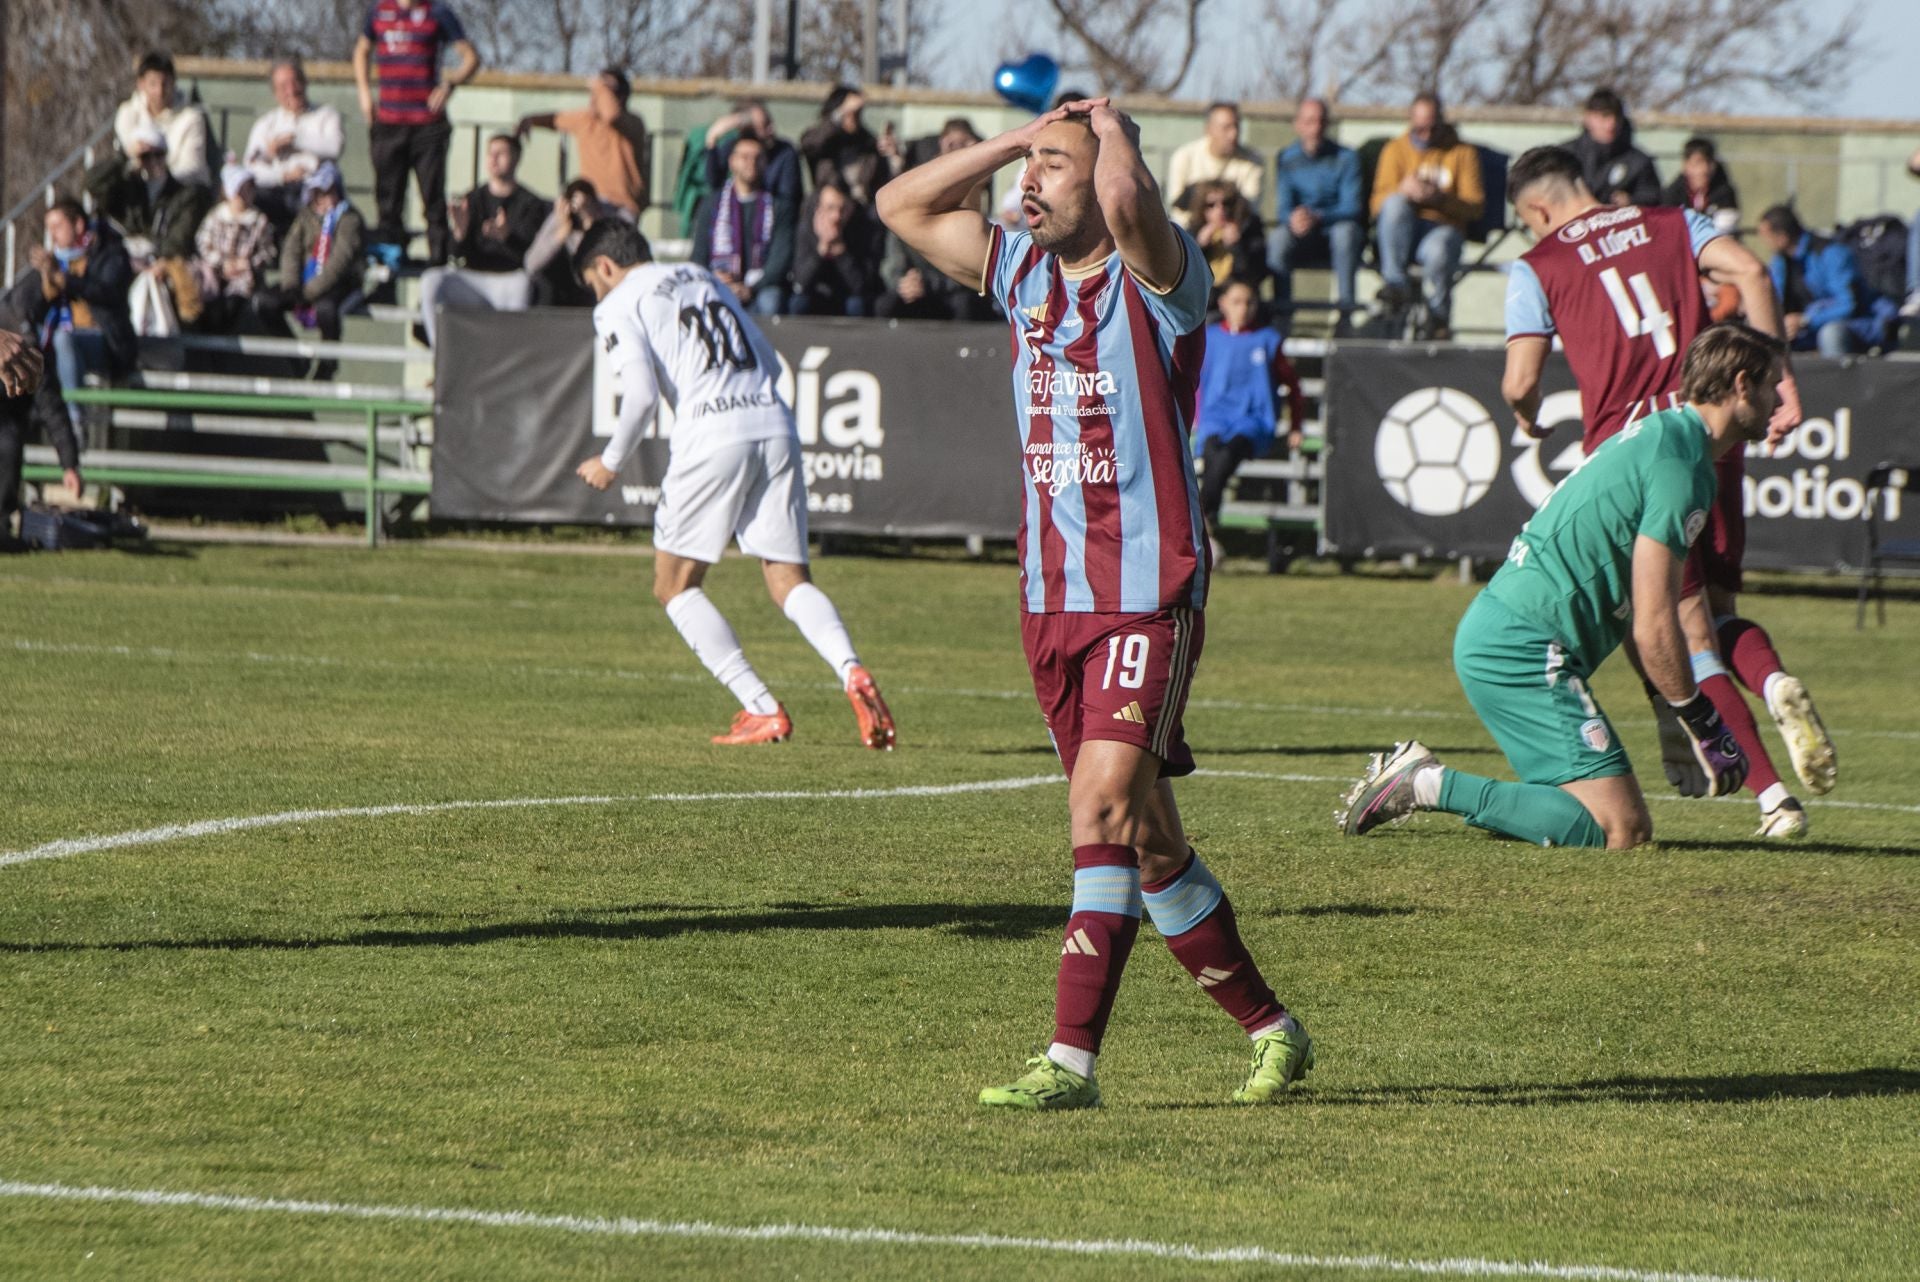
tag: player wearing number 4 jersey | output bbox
[879,100,1311,1109]
[1499,146,1834,838]
[1341,324,1787,851]
[571,221,894,750]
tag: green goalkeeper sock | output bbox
[1436,769,1607,848]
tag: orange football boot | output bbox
[712,705,793,745]
[844,666,896,750]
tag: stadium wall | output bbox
[175,58,1917,337]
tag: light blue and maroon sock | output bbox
[1049,843,1142,1072]
[1142,852,1287,1037]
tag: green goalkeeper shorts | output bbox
[1452,592,1632,787]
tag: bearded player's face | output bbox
[1020,120,1099,254]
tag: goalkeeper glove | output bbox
[1670,692,1748,798]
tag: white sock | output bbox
[781,581,860,683]
[664,588,778,715]
[1412,764,1444,809]
[1758,782,1791,813]
[1047,1042,1096,1080]
[1248,1013,1294,1041]
[1763,671,1790,707]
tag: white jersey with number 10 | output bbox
[591,262,793,460]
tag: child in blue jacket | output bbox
[1194,277,1304,536]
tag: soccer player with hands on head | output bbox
[571,221,895,751]
[1341,323,1789,852]
[1497,146,1833,839]
[879,99,1314,1110]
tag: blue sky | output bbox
[929,0,1915,122]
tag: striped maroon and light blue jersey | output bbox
[363,1,466,126]
[982,223,1212,615]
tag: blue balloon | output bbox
[994,53,1060,115]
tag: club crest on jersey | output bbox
[1580,718,1612,752]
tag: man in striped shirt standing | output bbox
[878,101,1313,1111]
[353,0,480,266]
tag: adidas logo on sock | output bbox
[1196,965,1235,989]
[1112,701,1146,725]
[1061,928,1100,957]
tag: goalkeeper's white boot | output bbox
[1337,741,1437,836]
[1651,695,1710,797]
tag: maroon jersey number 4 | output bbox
[1505,205,1724,449]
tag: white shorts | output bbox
[653,436,808,565]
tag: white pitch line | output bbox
[0,1179,1785,1282]
[0,776,1065,870]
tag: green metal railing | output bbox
[22,388,432,548]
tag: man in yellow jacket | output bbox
[1370,92,1483,337]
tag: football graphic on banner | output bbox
[1373,387,1502,516]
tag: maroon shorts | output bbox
[1020,607,1203,780]
[1682,450,1746,598]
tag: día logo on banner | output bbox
[592,343,884,514]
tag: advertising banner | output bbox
[432,310,1025,538]
[1323,348,1920,571]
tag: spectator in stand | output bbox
[516,69,649,218]
[256,162,367,349]
[1165,101,1264,215]
[1659,136,1739,231]
[85,128,213,328]
[800,86,899,208]
[903,117,981,169]
[1901,142,1920,321]
[1758,204,1899,357]
[353,0,481,266]
[24,199,135,431]
[416,133,548,347]
[0,295,83,533]
[789,185,879,316]
[524,179,622,308]
[690,135,794,317]
[193,165,279,333]
[1370,91,1483,338]
[1186,180,1266,301]
[1193,277,1304,556]
[242,57,346,228]
[1565,88,1660,208]
[877,120,997,321]
[113,51,211,189]
[1269,97,1363,334]
[704,99,802,220]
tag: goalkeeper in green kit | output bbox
[1339,323,1787,850]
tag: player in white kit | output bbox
[571,220,895,748]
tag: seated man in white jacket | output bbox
[113,50,211,189]
[242,57,346,226]
[570,218,896,751]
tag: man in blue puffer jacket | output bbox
[1758,205,1899,356]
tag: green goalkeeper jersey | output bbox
[1483,405,1719,667]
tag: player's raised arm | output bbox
[1083,103,1184,293]
[1697,232,1802,440]
[876,109,1066,291]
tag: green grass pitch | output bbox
[1,544,1914,1281]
